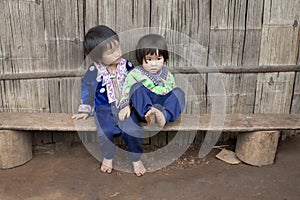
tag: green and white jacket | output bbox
[118,66,177,109]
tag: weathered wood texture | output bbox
[256,0,300,139]
[1,112,300,132]
[0,130,32,169]
[236,131,280,166]
[1,0,300,144]
[208,0,263,141]
[2,65,300,80]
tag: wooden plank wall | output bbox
[255,0,300,140]
[0,0,299,145]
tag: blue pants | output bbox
[94,105,143,162]
[129,83,185,123]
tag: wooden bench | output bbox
[1,112,300,169]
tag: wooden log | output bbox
[0,130,32,169]
[235,131,280,166]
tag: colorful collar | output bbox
[137,66,168,86]
[94,58,128,103]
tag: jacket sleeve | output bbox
[78,65,97,114]
[167,71,177,89]
[118,71,137,109]
[117,60,135,108]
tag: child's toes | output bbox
[100,158,113,174]
[100,165,112,173]
[133,160,146,177]
[145,109,155,126]
[152,108,166,127]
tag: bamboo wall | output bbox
[1,0,300,144]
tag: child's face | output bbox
[142,51,164,74]
[101,40,122,66]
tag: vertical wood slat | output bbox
[256,0,300,140]
[242,0,264,65]
[92,0,151,32]
[256,0,299,114]
[209,0,263,141]
[85,0,151,67]
[43,0,83,39]
[254,73,295,114]
[209,0,262,104]
[259,26,299,65]
[84,0,99,33]
[48,77,80,113]
[95,0,117,30]
[0,0,47,73]
[263,0,300,25]
[0,80,3,112]
[0,77,81,114]
[151,0,210,71]
[291,74,300,113]
[283,71,299,138]
[43,0,84,71]
[115,0,151,32]
[1,79,49,113]
[209,0,262,116]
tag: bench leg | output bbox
[235,131,280,167]
[0,130,33,169]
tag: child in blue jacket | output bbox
[72,25,145,176]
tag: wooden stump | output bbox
[235,131,280,166]
[0,130,33,169]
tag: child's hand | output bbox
[119,105,131,121]
[72,113,89,120]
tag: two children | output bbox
[73,25,185,177]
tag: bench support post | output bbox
[0,130,32,169]
[235,130,280,166]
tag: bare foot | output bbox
[151,107,166,128]
[133,160,146,177]
[100,158,113,174]
[145,109,156,126]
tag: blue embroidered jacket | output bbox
[78,58,134,114]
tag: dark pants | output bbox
[129,82,185,123]
[94,83,185,162]
[94,105,143,162]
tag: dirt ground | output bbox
[0,134,299,200]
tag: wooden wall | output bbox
[0,0,300,144]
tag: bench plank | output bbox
[1,112,300,132]
[0,113,96,132]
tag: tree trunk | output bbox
[236,131,280,166]
[0,130,32,169]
